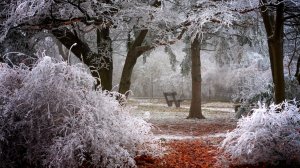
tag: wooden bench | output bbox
[163,92,184,108]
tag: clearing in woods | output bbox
[129,98,238,168]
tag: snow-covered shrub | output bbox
[0,63,28,109]
[220,101,300,166]
[0,56,154,168]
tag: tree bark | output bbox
[97,28,113,90]
[260,0,285,104]
[187,34,205,119]
[119,29,149,94]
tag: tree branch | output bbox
[135,45,155,56]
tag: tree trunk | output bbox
[295,56,300,84]
[260,0,285,104]
[187,34,205,119]
[119,29,149,94]
[269,39,285,104]
[0,55,3,62]
[52,28,112,89]
[119,51,137,94]
[97,28,113,90]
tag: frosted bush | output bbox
[0,57,154,168]
[220,101,300,166]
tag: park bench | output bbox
[163,92,184,108]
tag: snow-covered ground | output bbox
[128,99,237,142]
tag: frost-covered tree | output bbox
[231,0,300,104]
[0,0,187,92]
[117,1,185,94]
[175,0,238,119]
[0,0,121,89]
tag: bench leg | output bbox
[167,101,173,107]
[174,101,180,108]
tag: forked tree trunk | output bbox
[118,28,184,95]
[187,34,205,119]
[260,0,285,104]
[119,29,149,94]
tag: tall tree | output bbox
[188,34,205,119]
[117,0,185,94]
[179,0,236,119]
[0,0,180,92]
[260,0,285,104]
[231,0,300,103]
[1,0,170,91]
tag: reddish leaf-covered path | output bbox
[136,140,220,168]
